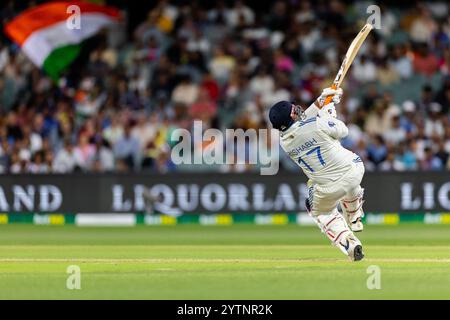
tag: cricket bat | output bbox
[322,23,373,107]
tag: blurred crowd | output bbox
[1,0,450,173]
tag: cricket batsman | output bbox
[269,88,365,261]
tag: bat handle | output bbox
[323,84,338,107]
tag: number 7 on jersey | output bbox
[297,146,326,172]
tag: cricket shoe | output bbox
[350,217,364,232]
[338,234,364,262]
[340,192,365,233]
[339,203,364,232]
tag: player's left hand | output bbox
[317,87,343,108]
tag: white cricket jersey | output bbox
[280,116,361,185]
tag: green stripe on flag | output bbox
[42,44,81,80]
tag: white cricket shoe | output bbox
[338,234,365,262]
[350,217,364,232]
[340,205,364,232]
[339,192,365,233]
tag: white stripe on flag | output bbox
[22,13,116,67]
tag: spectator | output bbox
[113,124,140,171]
[379,150,405,171]
[400,100,418,136]
[352,55,377,83]
[53,139,81,173]
[417,85,435,116]
[413,43,439,76]
[367,135,388,167]
[200,72,220,102]
[409,6,438,44]
[103,115,124,146]
[364,101,390,136]
[400,141,419,170]
[268,1,289,31]
[376,57,400,86]
[27,151,50,173]
[435,140,449,166]
[190,88,218,124]
[73,133,96,170]
[171,74,199,106]
[420,147,443,170]
[96,139,115,172]
[383,116,406,145]
[249,67,274,98]
[132,113,159,149]
[227,0,254,28]
[424,103,445,137]
[208,46,235,83]
[390,45,413,79]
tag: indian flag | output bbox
[4,1,120,79]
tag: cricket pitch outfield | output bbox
[1,224,450,299]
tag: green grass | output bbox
[1,224,450,299]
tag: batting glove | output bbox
[317,87,343,108]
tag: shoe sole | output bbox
[353,245,364,261]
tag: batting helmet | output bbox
[269,100,294,131]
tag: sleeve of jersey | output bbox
[317,117,349,140]
[303,103,319,118]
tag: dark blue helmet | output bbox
[269,100,294,131]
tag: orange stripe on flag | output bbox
[5,1,120,46]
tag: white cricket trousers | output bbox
[309,161,365,216]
